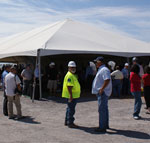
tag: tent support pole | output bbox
[38,49,42,99]
[32,57,38,103]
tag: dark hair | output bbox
[116,66,120,70]
[130,64,140,74]
[144,66,150,74]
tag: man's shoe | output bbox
[107,126,110,129]
[68,123,79,128]
[16,116,26,120]
[133,116,141,120]
[64,122,68,126]
[4,113,8,116]
[94,128,106,133]
[8,116,15,119]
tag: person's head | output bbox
[124,63,129,69]
[68,61,76,74]
[49,62,55,68]
[132,57,138,65]
[94,56,104,68]
[115,66,120,70]
[144,66,150,74]
[5,65,11,72]
[26,64,31,70]
[10,65,17,74]
[130,64,140,74]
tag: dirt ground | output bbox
[0,91,150,143]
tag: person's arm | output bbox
[16,75,21,91]
[99,79,110,95]
[17,84,21,91]
[67,86,73,102]
[21,70,27,80]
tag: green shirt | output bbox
[62,71,81,99]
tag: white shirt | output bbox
[92,65,112,96]
[5,72,21,96]
[111,70,123,80]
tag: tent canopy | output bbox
[0,19,150,61]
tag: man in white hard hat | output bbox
[62,61,81,128]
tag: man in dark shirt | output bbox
[47,62,58,95]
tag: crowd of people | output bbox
[62,56,150,133]
[0,56,150,133]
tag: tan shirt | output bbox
[111,70,123,80]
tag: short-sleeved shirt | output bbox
[62,71,81,99]
[34,67,39,78]
[5,72,21,96]
[21,69,32,80]
[121,68,129,79]
[142,73,150,87]
[130,72,141,92]
[1,70,9,87]
[111,70,123,80]
[48,67,58,80]
[92,65,112,96]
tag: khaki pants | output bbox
[47,80,57,92]
[7,95,22,118]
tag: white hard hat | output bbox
[108,61,116,70]
[49,62,55,66]
[125,63,129,66]
[68,61,76,67]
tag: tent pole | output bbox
[32,57,38,103]
[38,49,42,99]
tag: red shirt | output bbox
[130,72,141,92]
[142,73,150,87]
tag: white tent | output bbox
[0,19,150,99]
[0,19,150,61]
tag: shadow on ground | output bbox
[38,96,97,104]
[15,116,41,124]
[74,126,150,139]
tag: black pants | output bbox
[144,86,150,108]
[3,91,8,116]
[23,80,32,96]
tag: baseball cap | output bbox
[94,56,104,62]
[10,65,17,70]
[125,63,129,66]
[68,61,76,67]
[49,62,55,66]
[132,57,138,62]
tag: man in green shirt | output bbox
[62,61,81,128]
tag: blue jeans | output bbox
[97,92,109,129]
[131,91,142,117]
[112,79,122,97]
[65,99,77,125]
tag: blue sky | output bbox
[0,0,150,42]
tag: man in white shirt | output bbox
[5,66,22,119]
[111,66,123,98]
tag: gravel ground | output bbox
[0,91,150,143]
